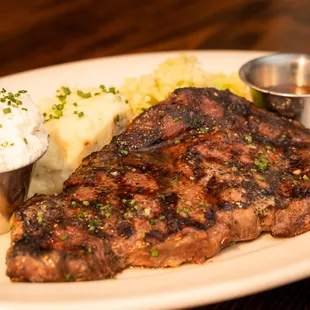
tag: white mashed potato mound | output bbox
[120,54,250,116]
[28,86,131,196]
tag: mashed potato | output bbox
[28,86,130,196]
[120,55,250,116]
[29,55,249,197]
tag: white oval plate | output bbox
[1,50,309,310]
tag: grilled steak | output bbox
[6,87,310,282]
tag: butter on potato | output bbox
[28,86,131,197]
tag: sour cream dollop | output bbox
[0,89,48,172]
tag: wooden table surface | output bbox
[2,0,310,309]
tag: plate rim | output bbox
[2,49,308,310]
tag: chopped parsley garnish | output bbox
[60,234,68,241]
[245,135,252,144]
[174,139,180,144]
[230,241,236,247]
[0,124,2,128]
[108,87,116,94]
[100,85,106,92]
[65,274,73,281]
[83,200,90,206]
[70,201,76,208]
[78,111,84,118]
[171,176,179,184]
[73,102,78,107]
[77,90,91,99]
[120,149,128,155]
[257,176,265,182]
[183,207,189,214]
[151,249,159,257]
[37,213,44,224]
[172,117,180,122]
[115,114,120,122]
[232,166,238,172]
[3,107,11,114]
[129,199,136,206]
[141,232,146,238]
[198,128,209,133]
[149,219,155,225]
[254,156,269,172]
[176,207,181,214]
[303,175,309,181]
[125,99,129,104]
[62,87,71,95]
[9,224,14,230]
[23,138,28,145]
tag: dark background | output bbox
[2,0,310,309]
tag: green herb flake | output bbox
[141,232,146,238]
[77,90,91,99]
[60,234,68,241]
[70,201,76,208]
[83,200,90,206]
[174,139,180,144]
[78,111,84,118]
[245,135,252,144]
[0,124,2,128]
[100,85,106,92]
[9,223,14,230]
[254,156,269,172]
[303,175,309,181]
[109,87,116,94]
[62,87,71,95]
[65,274,73,281]
[129,199,136,206]
[18,90,27,94]
[250,168,257,173]
[149,219,155,225]
[37,213,44,224]
[198,128,209,133]
[230,241,236,247]
[183,207,189,214]
[125,99,129,104]
[232,166,238,172]
[23,138,28,145]
[176,207,181,214]
[171,176,179,184]
[120,149,128,155]
[115,114,120,122]
[3,107,11,114]
[151,249,159,257]
[257,176,265,182]
[266,145,272,150]
[172,117,180,122]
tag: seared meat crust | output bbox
[6,88,310,282]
